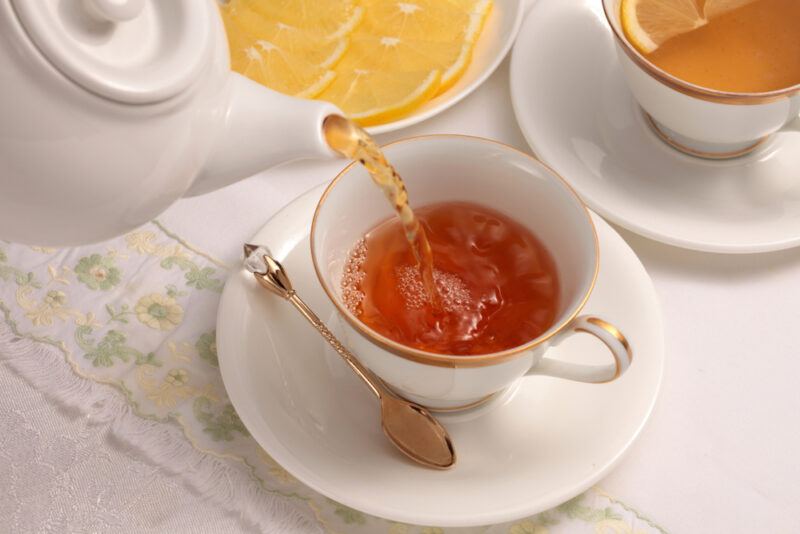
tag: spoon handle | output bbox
[287,293,382,400]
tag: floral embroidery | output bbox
[161,254,224,292]
[125,231,158,254]
[25,289,70,326]
[135,293,184,331]
[29,245,56,254]
[196,331,218,366]
[594,519,649,534]
[44,290,67,308]
[167,340,194,363]
[257,448,296,484]
[74,254,121,291]
[509,519,551,534]
[47,265,71,285]
[193,396,249,441]
[105,303,133,324]
[74,310,102,329]
[76,327,149,368]
[165,368,189,386]
[0,254,36,287]
[558,495,620,522]
[194,397,250,441]
[329,500,366,525]
[136,365,197,408]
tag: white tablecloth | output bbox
[3,1,800,530]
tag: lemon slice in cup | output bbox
[621,0,758,54]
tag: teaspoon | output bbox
[243,244,456,470]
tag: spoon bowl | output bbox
[381,393,456,469]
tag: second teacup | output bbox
[602,0,800,159]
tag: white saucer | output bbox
[510,0,800,254]
[217,184,664,527]
[366,0,523,135]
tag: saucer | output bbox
[216,184,664,527]
[366,0,523,135]
[509,0,800,254]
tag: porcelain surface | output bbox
[216,183,664,527]
[510,0,800,253]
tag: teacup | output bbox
[602,0,800,159]
[310,135,632,411]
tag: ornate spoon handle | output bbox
[286,292,381,399]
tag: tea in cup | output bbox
[311,135,632,411]
[603,0,800,159]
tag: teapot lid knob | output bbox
[11,0,214,104]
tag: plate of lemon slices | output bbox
[219,0,524,133]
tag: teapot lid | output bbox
[11,0,213,104]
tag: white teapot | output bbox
[0,0,342,246]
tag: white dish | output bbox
[509,0,800,254]
[217,184,664,527]
[365,0,523,135]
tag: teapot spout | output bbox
[189,73,342,196]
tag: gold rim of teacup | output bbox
[310,134,600,369]
[601,0,800,106]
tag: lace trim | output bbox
[0,320,322,534]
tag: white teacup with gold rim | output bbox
[602,0,800,159]
[310,135,632,411]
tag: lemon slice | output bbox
[221,2,348,68]
[703,0,758,20]
[620,0,705,54]
[359,0,491,43]
[239,0,364,39]
[318,69,441,126]
[343,0,492,95]
[221,6,336,98]
[337,34,473,94]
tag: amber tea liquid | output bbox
[646,0,800,93]
[342,202,560,356]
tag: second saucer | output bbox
[510,0,800,254]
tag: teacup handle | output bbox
[526,316,632,383]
